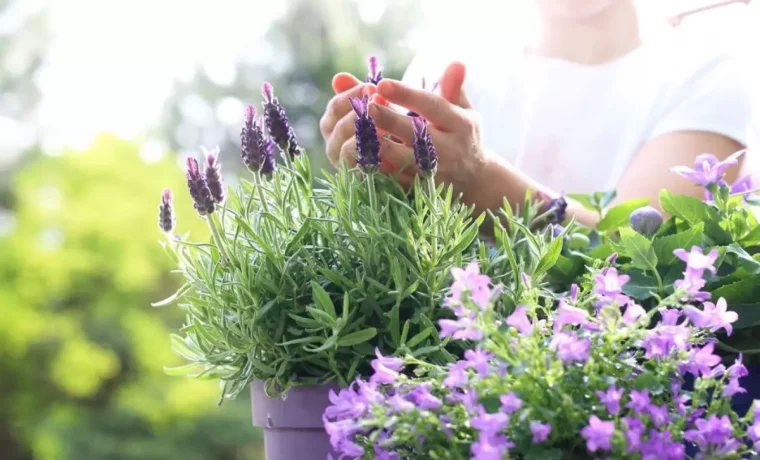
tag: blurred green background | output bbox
[0,0,418,458]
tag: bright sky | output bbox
[6,0,758,157]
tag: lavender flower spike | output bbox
[261,82,300,158]
[158,189,175,233]
[202,145,225,204]
[349,95,380,173]
[366,56,383,85]
[186,157,215,216]
[411,117,437,175]
[240,105,276,175]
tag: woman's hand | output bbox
[368,62,487,201]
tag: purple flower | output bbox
[471,433,511,460]
[550,331,591,365]
[324,418,363,455]
[464,348,493,376]
[596,385,624,416]
[626,390,651,413]
[407,383,442,410]
[241,106,276,175]
[438,316,482,341]
[536,193,567,225]
[642,324,690,359]
[723,377,746,397]
[366,56,383,85]
[581,415,615,453]
[674,275,711,302]
[685,414,734,448]
[749,411,760,447]
[623,417,644,454]
[411,117,437,175]
[449,262,493,310]
[506,306,532,335]
[530,421,551,443]
[186,157,215,216]
[630,206,663,237]
[349,95,380,173]
[673,246,719,279]
[387,394,415,413]
[202,146,225,204]
[158,189,175,233]
[622,303,646,324]
[640,430,684,460]
[261,82,300,157]
[443,360,470,388]
[683,297,737,336]
[681,342,721,377]
[670,150,745,186]
[705,175,753,202]
[727,354,748,379]
[647,404,670,428]
[370,348,403,384]
[471,408,510,436]
[499,392,522,414]
[553,300,590,332]
[594,267,630,299]
[450,388,479,413]
[324,385,369,420]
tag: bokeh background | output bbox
[0,1,755,459]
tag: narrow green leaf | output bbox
[277,336,325,346]
[400,321,411,345]
[342,294,350,322]
[337,328,378,347]
[405,327,434,348]
[652,223,704,265]
[288,314,325,329]
[304,335,337,353]
[389,303,400,347]
[597,198,650,232]
[311,281,336,320]
[533,229,565,279]
[151,282,191,307]
[306,307,336,326]
[619,227,658,272]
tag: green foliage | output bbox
[564,183,760,356]
[0,135,261,459]
[164,151,488,397]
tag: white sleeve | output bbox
[649,51,752,147]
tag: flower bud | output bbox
[261,82,300,158]
[349,95,380,173]
[366,56,383,85]
[203,146,225,204]
[186,157,215,216]
[630,206,663,237]
[158,189,175,233]
[411,117,437,175]
[241,106,276,175]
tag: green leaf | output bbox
[597,198,649,232]
[659,190,711,225]
[533,230,564,279]
[632,372,663,392]
[151,283,190,307]
[277,336,325,346]
[304,335,337,353]
[311,281,336,320]
[726,243,760,275]
[567,193,596,211]
[587,243,615,260]
[712,275,760,329]
[337,328,378,347]
[652,223,704,265]
[547,254,583,284]
[305,307,336,327]
[399,320,410,345]
[621,269,658,300]
[341,294,350,322]
[405,327,434,348]
[740,225,760,246]
[388,304,400,347]
[288,314,325,329]
[619,227,658,272]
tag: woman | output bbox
[319,0,752,225]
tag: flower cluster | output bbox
[262,82,300,158]
[325,253,758,459]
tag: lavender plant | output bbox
[151,69,564,398]
[325,255,759,459]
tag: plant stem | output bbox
[253,172,270,214]
[367,173,377,213]
[207,214,231,264]
[652,269,664,294]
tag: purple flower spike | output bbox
[349,95,380,173]
[241,105,276,175]
[186,157,215,216]
[261,82,300,158]
[366,56,383,85]
[158,189,175,233]
[537,192,567,225]
[203,146,225,204]
[411,117,437,175]
[670,150,745,186]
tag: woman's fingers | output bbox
[376,79,466,131]
[368,101,415,146]
[332,72,362,94]
[326,110,358,166]
[320,83,371,138]
[438,61,472,109]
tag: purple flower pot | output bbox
[251,380,340,460]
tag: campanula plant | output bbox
[325,256,759,459]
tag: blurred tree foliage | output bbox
[0,135,262,460]
[156,0,419,176]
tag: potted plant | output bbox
[325,256,760,459]
[151,59,571,458]
[548,152,760,415]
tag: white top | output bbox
[402,27,752,194]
